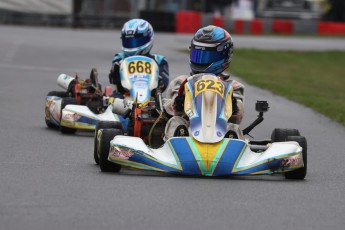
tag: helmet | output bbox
[190,25,234,75]
[121,19,154,56]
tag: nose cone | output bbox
[202,91,217,141]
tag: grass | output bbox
[229,49,345,125]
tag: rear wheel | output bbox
[47,91,69,98]
[284,136,307,180]
[94,121,123,164]
[60,97,78,134]
[271,128,300,142]
[99,129,123,172]
[45,91,69,129]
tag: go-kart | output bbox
[96,74,307,179]
[44,68,121,134]
[93,55,168,164]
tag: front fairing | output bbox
[61,104,121,130]
[184,74,234,143]
[45,96,63,125]
[107,136,304,177]
[119,55,159,104]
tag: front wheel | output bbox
[60,97,78,134]
[99,129,122,172]
[94,121,123,164]
[284,136,307,180]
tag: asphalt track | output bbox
[1,25,345,230]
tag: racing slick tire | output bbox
[47,91,69,98]
[60,97,78,134]
[45,91,69,129]
[94,121,123,164]
[99,129,122,172]
[271,128,300,142]
[284,136,307,180]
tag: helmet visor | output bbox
[190,47,224,65]
[122,36,151,49]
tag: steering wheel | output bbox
[89,68,99,89]
[177,79,188,97]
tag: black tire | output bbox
[45,91,69,128]
[284,136,307,180]
[94,121,123,164]
[99,129,122,172]
[45,119,58,129]
[271,128,300,142]
[47,91,69,98]
[60,97,78,134]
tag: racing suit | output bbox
[163,73,245,140]
[108,52,169,97]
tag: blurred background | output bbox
[0,0,344,32]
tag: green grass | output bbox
[229,49,345,125]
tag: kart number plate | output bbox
[194,78,225,98]
[127,60,153,75]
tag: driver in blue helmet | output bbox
[109,19,169,97]
[163,25,244,140]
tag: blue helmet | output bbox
[121,19,154,56]
[190,25,234,75]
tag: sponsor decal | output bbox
[46,100,60,119]
[286,155,302,166]
[45,101,52,117]
[63,113,81,121]
[110,146,134,160]
[185,101,192,109]
[52,108,60,119]
[186,109,194,118]
[282,155,303,168]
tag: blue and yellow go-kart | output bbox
[93,55,168,164]
[96,74,307,179]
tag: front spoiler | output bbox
[107,136,304,177]
[60,105,121,130]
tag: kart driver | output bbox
[108,18,169,98]
[163,25,245,140]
